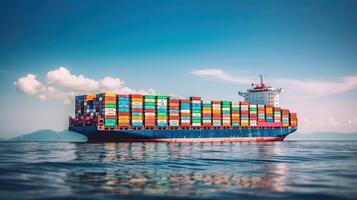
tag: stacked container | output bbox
[240,102,249,127]
[75,95,84,118]
[258,105,265,122]
[117,94,130,127]
[202,101,212,127]
[274,107,281,123]
[144,95,156,127]
[190,97,202,127]
[281,109,290,127]
[290,113,298,127]
[222,101,231,127]
[84,95,96,115]
[265,105,274,122]
[180,99,191,127]
[231,102,240,126]
[212,101,222,127]
[249,104,258,127]
[156,96,168,127]
[130,94,143,127]
[97,92,117,127]
[169,99,180,127]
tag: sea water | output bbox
[0,141,356,199]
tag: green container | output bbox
[105,104,116,108]
[192,119,201,123]
[144,102,155,106]
[157,112,168,116]
[232,122,240,126]
[105,119,116,123]
[232,107,240,111]
[191,110,201,114]
[144,95,156,99]
[222,101,231,105]
[157,96,168,99]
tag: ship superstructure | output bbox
[238,75,282,106]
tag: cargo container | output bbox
[169,98,180,127]
[231,102,240,126]
[190,97,202,127]
[144,95,156,127]
[265,105,274,122]
[180,99,191,127]
[258,105,265,122]
[281,109,289,127]
[202,101,212,127]
[274,107,281,123]
[290,113,298,127]
[117,94,130,127]
[97,92,117,127]
[130,94,143,127]
[212,101,221,127]
[221,101,231,127]
[240,102,249,127]
[156,96,168,127]
[249,104,257,127]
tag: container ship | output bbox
[69,76,297,142]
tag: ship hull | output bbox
[69,126,296,142]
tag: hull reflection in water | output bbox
[73,142,291,196]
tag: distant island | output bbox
[7,129,87,142]
[286,132,357,140]
[1,130,356,142]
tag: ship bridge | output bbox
[238,75,282,106]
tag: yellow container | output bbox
[104,92,116,97]
[131,116,143,120]
[157,116,168,120]
[212,110,221,114]
[118,116,130,120]
[131,98,143,102]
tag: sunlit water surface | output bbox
[1,141,356,199]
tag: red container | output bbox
[130,94,143,98]
[118,112,130,116]
[190,97,202,101]
[180,113,190,117]
[203,123,212,127]
[169,116,179,120]
[212,116,221,120]
[181,123,190,127]
[118,123,130,127]
[145,109,155,113]
[211,101,221,104]
[240,102,249,105]
[169,99,179,103]
[104,115,116,119]
[131,108,143,112]
[169,106,180,110]
[202,113,212,117]
[180,99,190,103]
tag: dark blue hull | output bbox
[69,126,296,142]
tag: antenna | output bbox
[260,75,264,86]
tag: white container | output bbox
[105,111,116,115]
[131,120,143,123]
[192,113,201,117]
[145,113,155,116]
[144,99,155,103]
[104,108,116,112]
[180,120,190,123]
[202,120,212,123]
[180,110,190,113]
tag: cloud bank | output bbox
[14,67,156,104]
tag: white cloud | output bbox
[191,69,254,84]
[14,67,156,104]
[14,74,45,96]
[46,67,99,91]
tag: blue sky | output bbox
[1,0,357,137]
